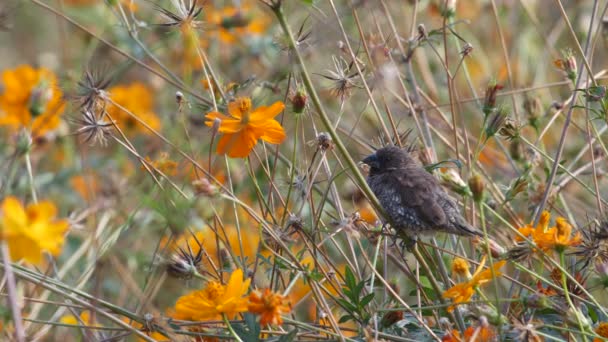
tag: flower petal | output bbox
[253,119,285,145]
[216,128,258,158]
[250,101,285,122]
[1,197,27,235]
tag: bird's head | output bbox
[362,146,413,175]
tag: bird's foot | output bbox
[399,235,418,251]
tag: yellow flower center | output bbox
[452,258,471,278]
[204,281,225,301]
[236,97,252,124]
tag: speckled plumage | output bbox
[363,146,481,238]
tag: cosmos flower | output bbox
[0,196,69,265]
[248,288,290,326]
[517,211,581,253]
[174,269,250,320]
[443,256,506,312]
[205,97,285,158]
[106,83,161,135]
[0,65,65,137]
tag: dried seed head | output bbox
[166,234,204,279]
[504,176,528,203]
[460,43,473,57]
[192,178,218,197]
[507,243,533,262]
[498,117,520,140]
[316,132,333,151]
[572,218,608,267]
[73,109,113,147]
[76,68,112,110]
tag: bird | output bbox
[362,146,482,244]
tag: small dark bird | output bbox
[362,146,482,242]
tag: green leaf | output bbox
[338,315,354,323]
[360,293,375,307]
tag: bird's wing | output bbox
[394,167,448,227]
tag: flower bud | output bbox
[483,80,503,115]
[523,96,543,129]
[290,89,307,114]
[468,173,484,202]
[485,107,508,138]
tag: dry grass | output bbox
[1,0,608,341]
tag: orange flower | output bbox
[205,97,285,158]
[442,329,463,342]
[516,211,581,252]
[70,173,100,201]
[174,269,250,321]
[248,288,290,326]
[106,82,161,135]
[206,3,269,44]
[595,322,608,342]
[143,152,178,176]
[443,256,506,312]
[0,65,65,137]
[464,325,496,342]
[0,197,69,265]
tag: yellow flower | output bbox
[0,65,65,137]
[60,311,99,327]
[174,269,250,320]
[248,288,290,326]
[106,82,161,135]
[205,97,285,158]
[516,211,581,252]
[443,256,506,312]
[451,257,471,278]
[0,197,69,265]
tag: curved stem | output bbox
[223,314,244,342]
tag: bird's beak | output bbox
[362,153,379,169]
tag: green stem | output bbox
[223,314,244,342]
[559,251,588,341]
[272,6,382,215]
